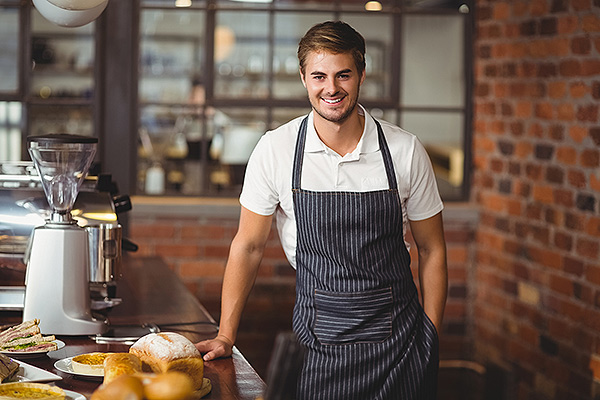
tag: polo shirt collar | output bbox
[304,104,380,155]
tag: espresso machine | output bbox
[22,134,107,335]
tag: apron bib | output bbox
[291,116,438,400]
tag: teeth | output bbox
[323,98,342,104]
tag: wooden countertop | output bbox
[0,256,266,399]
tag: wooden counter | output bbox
[0,256,266,399]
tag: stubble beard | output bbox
[310,86,361,124]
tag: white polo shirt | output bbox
[240,106,444,268]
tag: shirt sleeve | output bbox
[239,133,279,216]
[406,137,444,221]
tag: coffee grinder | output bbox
[23,134,107,335]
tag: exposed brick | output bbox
[549,273,573,296]
[155,243,199,258]
[576,237,600,259]
[569,81,589,98]
[545,165,564,184]
[593,82,600,99]
[520,19,538,36]
[571,35,592,54]
[540,17,558,35]
[553,231,573,251]
[556,103,575,121]
[554,188,575,207]
[582,14,600,32]
[556,146,578,164]
[577,104,599,121]
[557,15,579,34]
[563,256,584,276]
[567,169,586,188]
[551,0,569,12]
[559,59,581,76]
[569,126,588,144]
[590,127,600,145]
[581,149,600,167]
[539,334,559,356]
[535,144,555,160]
[576,193,597,212]
[585,217,600,237]
[548,81,566,98]
[535,102,554,119]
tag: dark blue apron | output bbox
[291,116,439,400]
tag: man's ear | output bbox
[359,68,366,86]
[299,69,307,88]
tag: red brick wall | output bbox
[473,0,600,398]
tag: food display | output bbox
[71,353,109,376]
[90,332,211,400]
[0,354,19,383]
[0,320,57,353]
[0,382,65,399]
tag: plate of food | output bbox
[0,355,62,384]
[0,319,65,358]
[0,382,83,400]
[54,354,105,380]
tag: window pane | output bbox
[31,10,96,100]
[215,11,269,99]
[140,9,205,104]
[29,104,94,137]
[0,102,22,161]
[341,13,393,101]
[401,110,464,199]
[272,12,334,99]
[0,7,19,93]
[401,14,465,108]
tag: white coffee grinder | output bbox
[23,134,107,335]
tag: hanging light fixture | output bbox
[365,1,382,11]
[175,0,192,7]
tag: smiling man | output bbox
[196,21,448,400]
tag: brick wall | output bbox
[473,0,600,399]
[128,203,478,379]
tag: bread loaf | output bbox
[103,353,142,385]
[139,372,194,400]
[129,333,204,391]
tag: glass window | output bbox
[401,14,465,108]
[30,9,96,100]
[214,11,270,99]
[140,9,205,104]
[0,7,19,94]
[401,110,465,197]
[0,102,22,161]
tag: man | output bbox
[196,21,447,400]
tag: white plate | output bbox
[4,359,62,383]
[64,389,86,400]
[0,340,65,359]
[54,357,103,380]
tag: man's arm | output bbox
[409,212,448,332]
[196,206,273,361]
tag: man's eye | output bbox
[339,74,350,79]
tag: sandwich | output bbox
[0,353,19,383]
[0,319,57,353]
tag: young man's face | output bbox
[300,51,365,125]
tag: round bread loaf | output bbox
[129,332,204,390]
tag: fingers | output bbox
[195,338,233,362]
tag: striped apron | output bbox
[291,117,439,400]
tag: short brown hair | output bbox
[297,21,366,76]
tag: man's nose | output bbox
[324,78,339,95]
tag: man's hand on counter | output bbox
[195,334,234,361]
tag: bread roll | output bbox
[139,372,194,400]
[103,353,142,385]
[129,333,204,390]
[91,375,144,400]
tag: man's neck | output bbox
[313,110,365,156]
